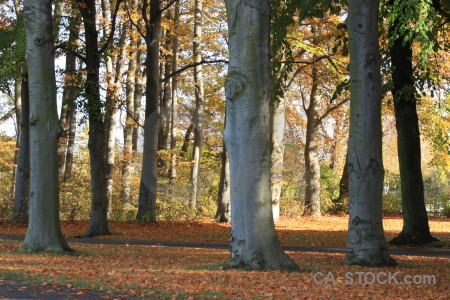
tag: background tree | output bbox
[387,0,438,245]
[137,0,162,221]
[190,0,205,208]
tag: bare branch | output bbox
[162,59,228,82]
[0,108,16,125]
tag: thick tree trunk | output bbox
[11,77,29,224]
[388,10,437,245]
[137,0,161,221]
[270,97,285,221]
[215,143,231,223]
[344,0,395,266]
[19,0,70,252]
[303,65,321,217]
[78,0,110,236]
[224,0,298,271]
[190,0,205,208]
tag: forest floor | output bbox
[0,215,449,299]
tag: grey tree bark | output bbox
[169,2,180,184]
[132,47,144,153]
[19,0,70,252]
[269,96,285,221]
[11,77,29,224]
[189,0,205,208]
[224,0,298,270]
[157,38,173,172]
[57,13,79,180]
[344,0,396,266]
[104,23,128,215]
[63,105,76,182]
[302,63,321,217]
[121,23,139,209]
[137,0,161,221]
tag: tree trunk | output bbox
[63,106,76,182]
[169,2,180,184]
[57,14,79,179]
[270,96,285,221]
[12,77,23,196]
[303,64,321,217]
[132,47,144,153]
[224,0,298,271]
[121,25,139,208]
[157,49,172,172]
[344,0,395,266]
[11,77,29,224]
[215,142,231,223]
[388,6,437,245]
[137,0,161,221]
[78,0,110,236]
[19,0,70,252]
[190,0,205,208]
[104,24,128,216]
[332,152,349,213]
[180,123,193,158]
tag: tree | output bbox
[302,59,322,217]
[11,77,29,224]
[169,2,180,185]
[215,142,230,222]
[76,0,123,236]
[189,0,205,208]
[224,0,297,270]
[57,4,80,182]
[137,0,162,221]
[19,0,70,252]
[387,0,438,245]
[343,0,396,266]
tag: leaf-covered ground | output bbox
[0,240,448,299]
[0,215,449,247]
[0,216,449,299]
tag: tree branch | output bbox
[161,0,179,12]
[99,0,125,55]
[319,99,349,123]
[0,108,15,125]
[162,59,228,82]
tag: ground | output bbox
[0,215,448,299]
